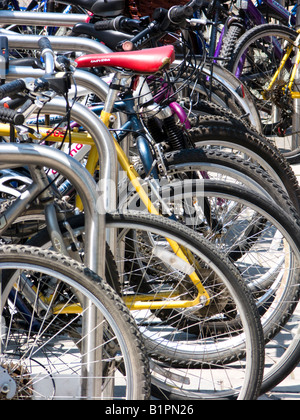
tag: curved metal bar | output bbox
[0,143,104,276]
[41,98,117,216]
[0,30,112,54]
[0,10,88,26]
[4,75,117,252]
[7,68,110,99]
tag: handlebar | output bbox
[0,79,26,100]
[91,0,207,50]
[38,36,55,75]
[0,106,25,125]
[37,36,53,52]
[94,15,144,32]
[0,79,31,124]
[168,1,195,24]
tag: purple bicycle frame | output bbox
[214,0,295,77]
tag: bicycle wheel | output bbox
[175,62,262,131]
[122,176,300,346]
[162,148,297,213]
[260,298,300,395]
[26,211,265,399]
[227,24,298,138]
[187,121,300,213]
[0,245,150,400]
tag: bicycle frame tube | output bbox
[262,44,295,97]
[261,0,295,25]
[246,0,267,25]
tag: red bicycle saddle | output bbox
[75,45,175,74]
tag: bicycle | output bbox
[2,35,300,399]
[19,0,300,394]
[0,37,270,399]
[39,4,300,214]
[0,0,263,131]
[0,245,151,399]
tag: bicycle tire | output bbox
[26,212,265,399]
[0,245,150,400]
[122,177,300,344]
[218,24,245,68]
[188,120,300,213]
[163,148,297,214]
[107,212,265,400]
[227,24,298,138]
[228,24,298,75]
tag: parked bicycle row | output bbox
[0,0,300,400]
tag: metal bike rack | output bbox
[0,21,118,400]
[44,98,118,261]
[0,99,117,276]
[0,143,108,399]
[0,10,89,26]
[0,101,117,401]
[0,142,105,276]
[0,30,112,54]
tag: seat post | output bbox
[102,72,131,115]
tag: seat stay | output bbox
[75,45,175,74]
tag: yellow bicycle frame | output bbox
[0,107,211,311]
[262,32,300,100]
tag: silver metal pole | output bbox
[0,30,112,54]
[43,98,118,217]
[7,67,110,100]
[41,100,117,400]
[0,142,102,269]
[0,142,107,399]
[0,10,88,26]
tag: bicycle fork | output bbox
[98,73,211,310]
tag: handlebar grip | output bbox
[168,4,194,23]
[94,19,117,31]
[0,79,26,100]
[38,36,53,52]
[0,107,25,125]
[94,16,125,31]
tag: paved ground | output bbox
[259,303,300,400]
[258,139,300,400]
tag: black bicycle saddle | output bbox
[58,0,125,16]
